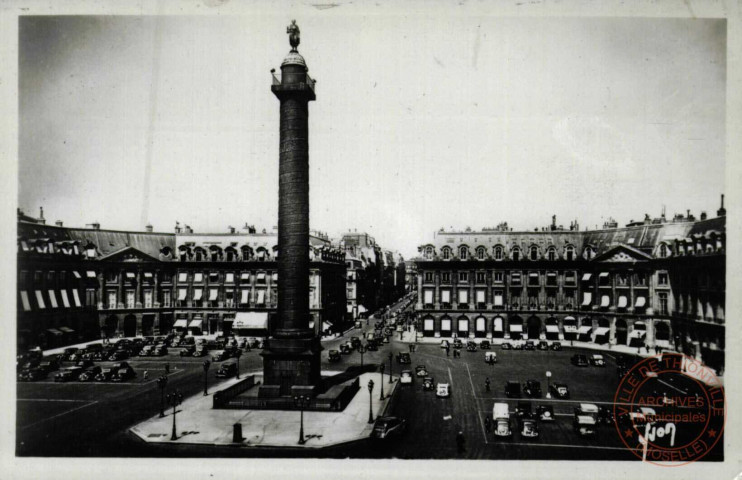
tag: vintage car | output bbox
[422,377,435,391]
[396,352,411,364]
[466,342,477,352]
[501,342,513,350]
[328,350,341,362]
[484,351,498,364]
[414,365,428,377]
[112,365,136,382]
[524,341,536,351]
[515,401,533,418]
[400,370,413,385]
[550,342,563,351]
[536,405,555,422]
[505,381,521,398]
[436,383,451,398]
[180,345,197,357]
[479,340,491,349]
[95,367,116,382]
[537,341,550,351]
[519,415,539,439]
[590,354,606,367]
[54,366,84,382]
[597,405,615,426]
[78,366,102,382]
[573,403,599,436]
[372,416,407,439]
[570,354,589,367]
[215,362,238,378]
[452,338,463,349]
[523,380,542,398]
[549,383,570,399]
[492,403,512,437]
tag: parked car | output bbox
[415,365,428,377]
[39,359,60,373]
[524,341,536,351]
[523,380,542,398]
[536,405,555,422]
[519,415,539,438]
[216,362,238,378]
[143,336,156,345]
[492,402,512,437]
[350,337,362,349]
[597,405,615,426]
[153,344,168,356]
[53,366,82,382]
[537,341,549,351]
[75,359,94,369]
[436,383,451,398]
[139,345,155,357]
[78,366,102,382]
[366,342,378,351]
[452,338,463,349]
[479,340,491,349]
[549,383,570,399]
[112,365,136,382]
[466,342,477,352]
[515,401,532,418]
[339,344,352,354]
[573,404,599,436]
[108,350,129,361]
[484,351,498,364]
[550,342,563,351]
[328,350,341,362]
[396,352,411,364]
[372,416,407,439]
[400,370,413,385]
[505,381,521,398]
[590,354,606,367]
[61,347,79,361]
[211,350,229,362]
[180,345,196,357]
[440,340,450,349]
[422,377,435,391]
[501,342,513,350]
[19,367,48,382]
[95,367,116,382]
[570,354,589,367]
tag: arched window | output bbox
[424,246,434,260]
[512,247,521,261]
[241,246,253,261]
[210,246,222,262]
[441,246,452,260]
[546,246,557,261]
[493,245,504,260]
[225,247,237,262]
[658,243,670,258]
[529,245,539,261]
[459,246,469,260]
[194,247,206,262]
[178,245,190,261]
[565,245,575,261]
[476,246,486,260]
[583,246,595,260]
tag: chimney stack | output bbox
[55,220,63,227]
[700,211,707,220]
[145,224,153,233]
[717,194,726,217]
[175,222,182,234]
[38,207,46,225]
[229,226,236,234]
[86,222,100,230]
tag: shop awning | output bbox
[35,290,46,309]
[60,290,71,308]
[594,327,610,336]
[233,312,268,329]
[73,271,81,279]
[582,273,592,281]
[86,271,97,278]
[240,289,249,304]
[59,326,75,334]
[256,290,266,305]
[581,292,592,306]
[635,296,646,308]
[72,289,82,307]
[189,319,203,328]
[20,291,31,311]
[193,288,203,301]
[178,289,187,301]
[600,295,610,307]
[509,323,523,332]
[47,328,63,336]
[546,325,559,333]
[578,325,592,334]
[173,319,188,328]
[209,289,218,301]
[48,290,59,308]
[618,296,628,308]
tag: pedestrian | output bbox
[165,362,170,374]
[484,416,492,433]
[408,344,413,353]
[485,377,491,392]
[143,370,149,380]
[446,346,450,357]
[456,431,466,453]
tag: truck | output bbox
[492,402,512,437]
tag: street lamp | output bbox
[235,349,242,379]
[167,390,183,440]
[367,379,375,424]
[202,360,211,396]
[157,375,168,417]
[388,352,393,384]
[379,363,385,400]
[294,395,310,445]
[545,371,552,399]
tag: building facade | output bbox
[17,213,347,349]
[414,207,726,373]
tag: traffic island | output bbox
[129,370,399,449]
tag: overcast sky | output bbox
[19,15,725,258]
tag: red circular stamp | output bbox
[613,353,725,466]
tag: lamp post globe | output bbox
[367,379,375,424]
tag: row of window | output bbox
[421,270,658,286]
[656,238,724,258]
[423,244,591,261]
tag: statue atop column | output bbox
[287,20,300,51]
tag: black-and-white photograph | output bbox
[6,1,739,478]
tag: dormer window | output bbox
[565,245,575,261]
[493,245,504,260]
[241,246,253,261]
[583,246,595,260]
[529,246,539,261]
[476,246,486,260]
[424,246,434,260]
[546,247,557,261]
[459,246,468,260]
[512,247,521,261]
[442,246,451,260]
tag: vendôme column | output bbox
[261,20,321,397]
